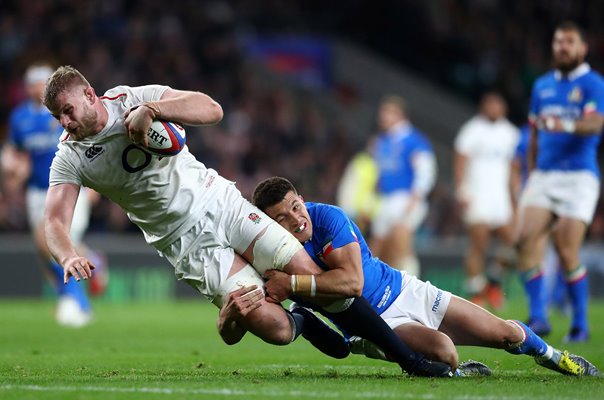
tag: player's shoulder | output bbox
[583,68,604,87]
[409,127,433,147]
[533,71,557,89]
[100,86,132,102]
[10,100,33,120]
[306,202,347,221]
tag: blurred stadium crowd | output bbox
[1,0,604,240]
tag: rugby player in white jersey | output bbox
[454,92,520,309]
[41,66,451,377]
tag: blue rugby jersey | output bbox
[303,202,402,314]
[8,100,62,189]
[529,63,604,176]
[373,123,434,194]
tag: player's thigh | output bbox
[552,218,588,267]
[515,206,552,243]
[214,259,293,344]
[25,187,46,232]
[467,223,491,251]
[383,224,413,259]
[439,295,519,347]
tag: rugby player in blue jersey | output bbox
[516,21,604,342]
[1,63,106,327]
[251,176,600,377]
[370,95,436,277]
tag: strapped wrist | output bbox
[141,102,162,120]
[290,275,316,297]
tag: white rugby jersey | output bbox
[454,115,519,200]
[49,85,225,249]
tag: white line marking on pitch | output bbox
[0,384,579,399]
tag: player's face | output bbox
[480,95,506,121]
[377,102,404,131]
[49,86,99,141]
[552,29,586,72]
[263,191,313,243]
[26,81,46,105]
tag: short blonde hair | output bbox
[43,65,90,109]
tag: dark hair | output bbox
[252,176,297,211]
[555,20,586,42]
[380,94,407,116]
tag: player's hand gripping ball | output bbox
[144,120,186,156]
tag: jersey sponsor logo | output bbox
[539,88,556,99]
[248,212,262,224]
[376,285,392,309]
[85,145,105,161]
[568,87,583,103]
[431,290,443,313]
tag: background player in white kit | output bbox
[41,66,452,377]
[454,92,520,309]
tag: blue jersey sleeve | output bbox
[7,109,24,149]
[583,74,604,116]
[528,81,541,123]
[312,204,359,258]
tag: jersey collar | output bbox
[386,120,412,139]
[554,63,590,81]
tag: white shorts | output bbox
[462,188,512,228]
[519,170,600,224]
[372,191,428,237]
[161,183,299,303]
[380,272,452,330]
[26,186,90,244]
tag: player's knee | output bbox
[427,333,458,368]
[502,320,524,348]
[245,310,294,346]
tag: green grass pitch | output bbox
[0,298,602,400]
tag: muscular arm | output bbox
[45,183,95,282]
[124,88,224,146]
[264,242,364,302]
[156,88,224,126]
[453,151,468,200]
[573,113,604,135]
[537,112,604,136]
[317,242,364,297]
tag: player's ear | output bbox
[84,86,96,104]
[299,194,304,202]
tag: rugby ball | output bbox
[144,120,186,156]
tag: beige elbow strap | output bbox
[252,222,303,273]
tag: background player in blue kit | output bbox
[252,176,600,377]
[515,21,604,342]
[1,63,105,327]
[369,95,436,277]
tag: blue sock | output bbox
[549,268,567,310]
[49,261,91,312]
[520,267,547,322]
[505,320,549,357]
[565,265,589,332]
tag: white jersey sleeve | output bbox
[411,151,437,195]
